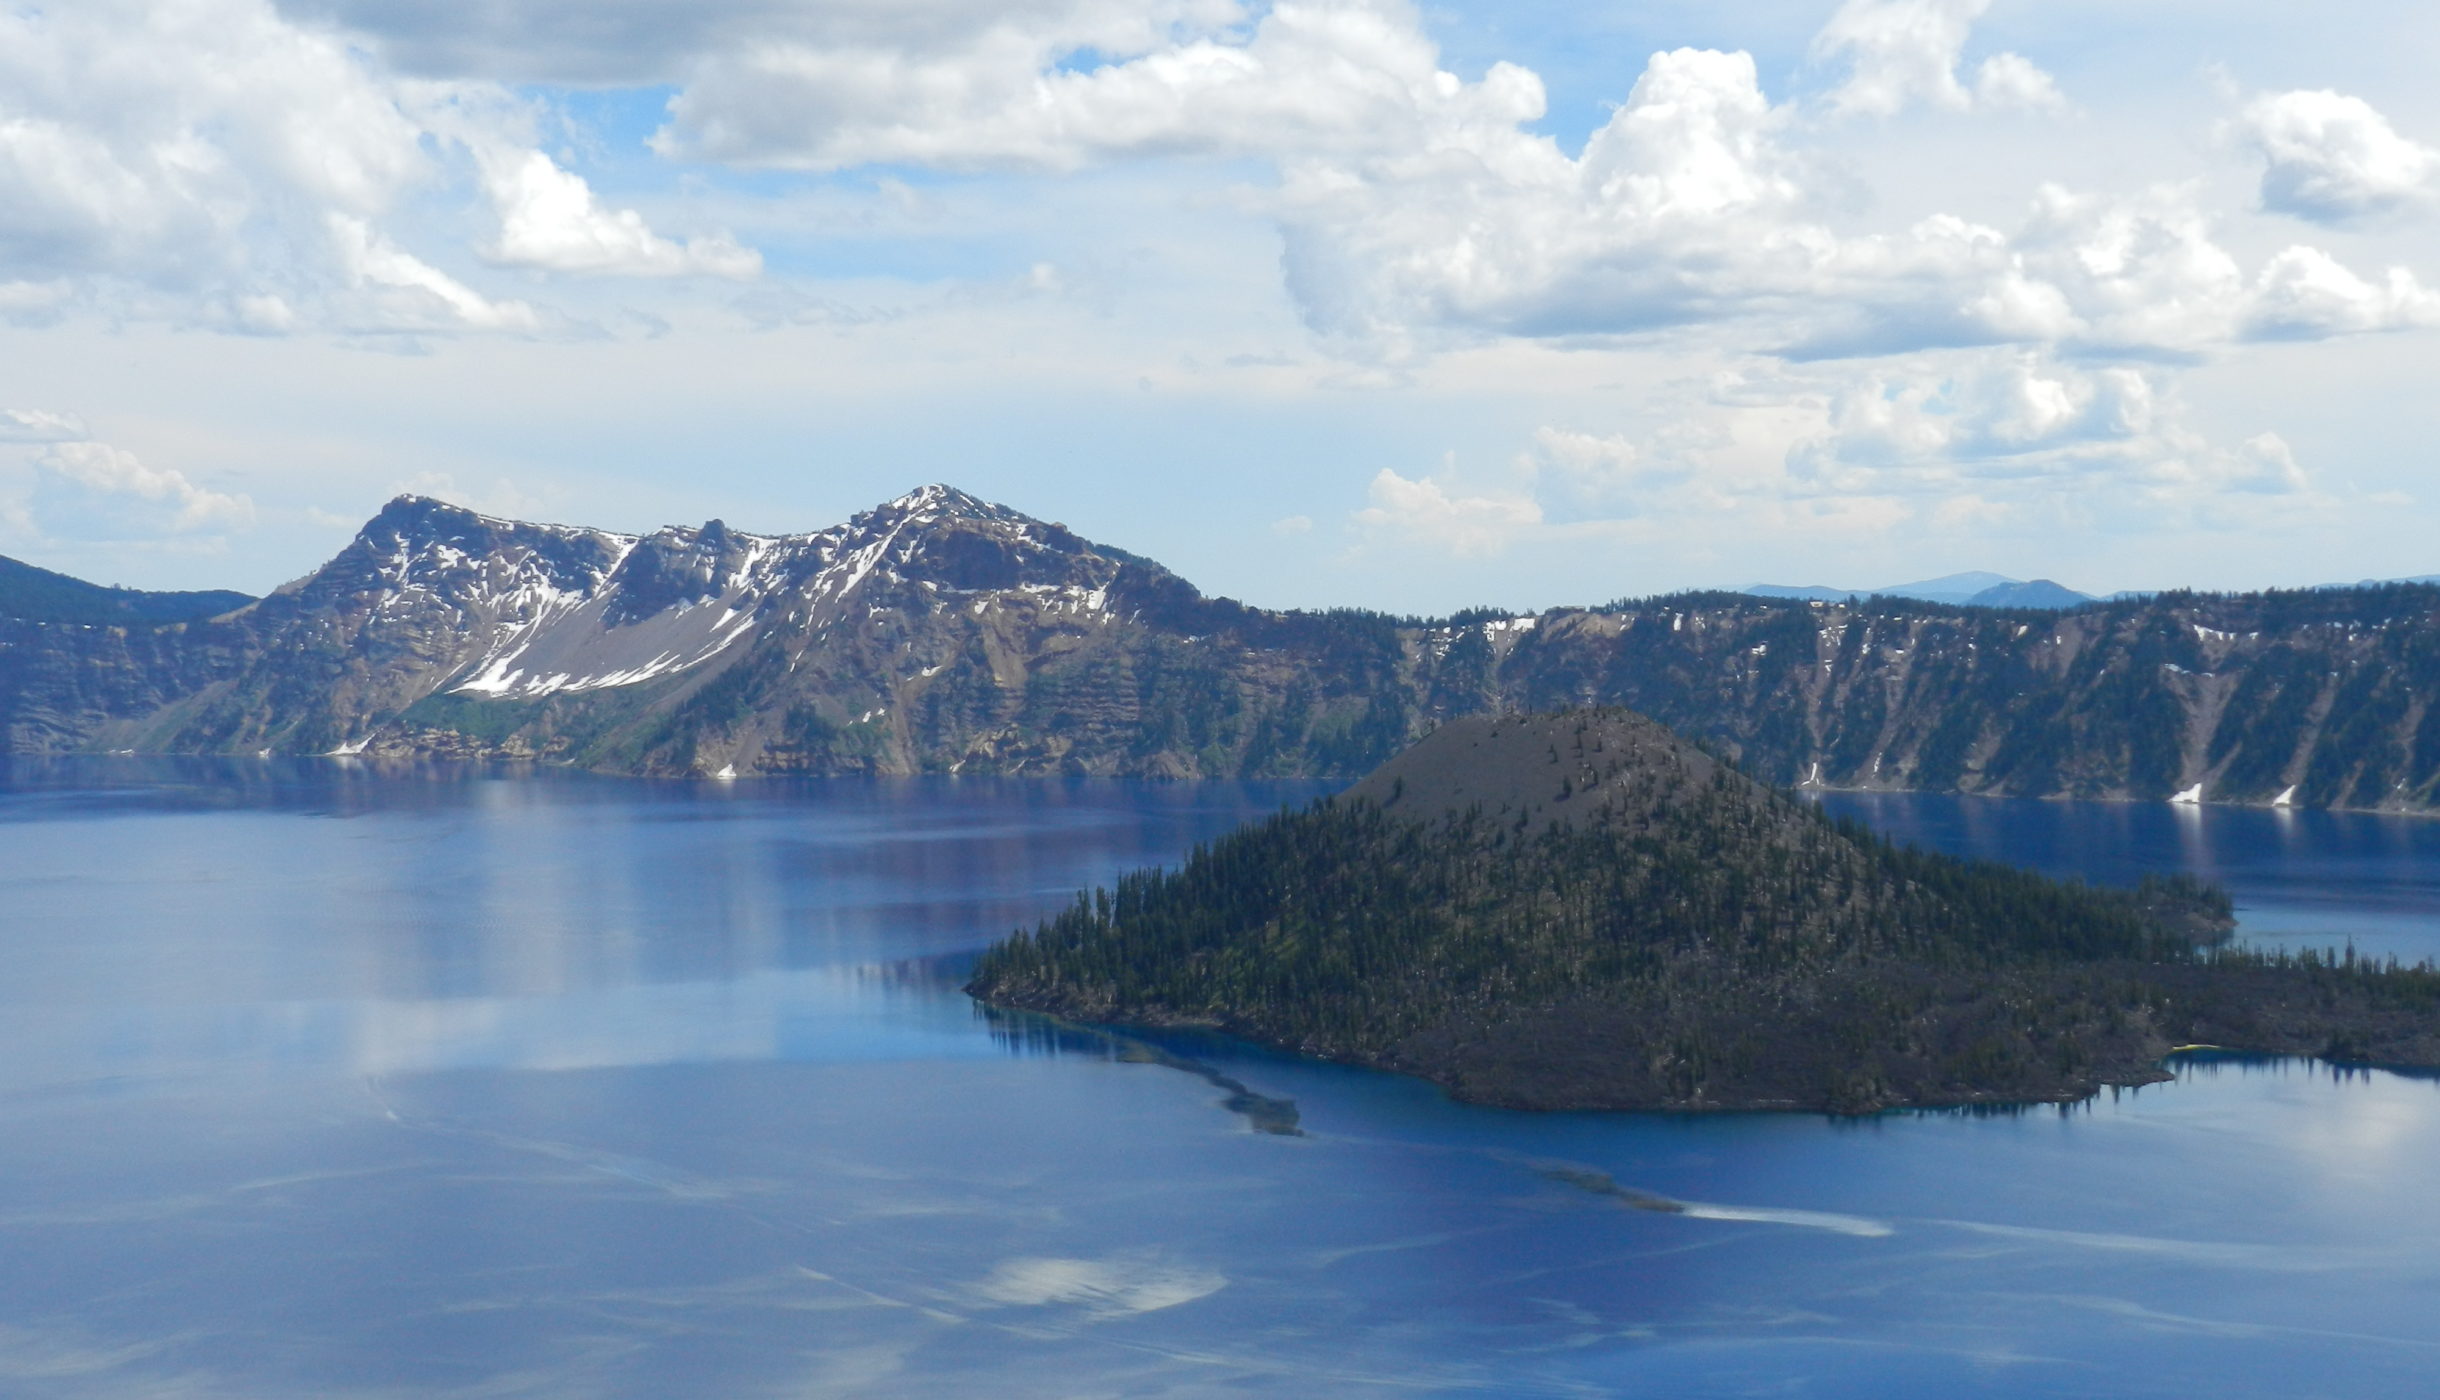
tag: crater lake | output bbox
[3,760,2438,1398]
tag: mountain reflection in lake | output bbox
[4,759,2440,1399]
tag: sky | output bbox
[3,0,2438,613]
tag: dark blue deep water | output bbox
[4,761,2440,1399]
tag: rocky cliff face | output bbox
[1488,590,2440,810]
[6,485,2440,810]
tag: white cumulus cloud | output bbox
[2239,89,2439,222]
[0,408,88,443]
[1354,466,1542,557]
[1276,48,2420,364]
[2222,431,2309,495]
[0,0,447,330]
[1784,352,2312,516]
[2246,244,2440,339]
[1521,426,1675,512]
[290,0,1242,89]
[658,0,1535,172]
[324,213,539,332]
[0,0,755,331]
[2,410,255,547]
[473,147,760,278]
[1357,346,2324,565]
[1970,51,2063,112]
[612,3,2419,371]
[7,0,2418,380]
[27,440,256,540]
[1812,0,2061,117]
[1279,46,1805,357]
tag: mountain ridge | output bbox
[7,485,2440,812]
[0,552,254,627]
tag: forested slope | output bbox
[970,710,2440,1113]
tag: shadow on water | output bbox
[1861,1051,2440,1127]
[976,1004,1303,1135]
[2165,1046,2440,1086]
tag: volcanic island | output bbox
[969,709,2440,1113]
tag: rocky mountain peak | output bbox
[802,483,1103,600]
[852,483,1079,552]
[602,518,773,625]
[310,494,629,608]
[881,483,998,520]
[347,494,632,573]
[353,493,492,553]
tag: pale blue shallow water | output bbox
[3,760,2439,1399]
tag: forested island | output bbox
[968,709,2440,1113]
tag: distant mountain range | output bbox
[6,485,2440,812]
[1755,571,2440,611]
[2333,574,2440,590]
[1748,572,2097,610]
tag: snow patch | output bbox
[2169,783,2204,805]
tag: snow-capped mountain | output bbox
[62,484,1259,773]
[10,485,2440,809]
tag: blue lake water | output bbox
[4,761,2440,1398]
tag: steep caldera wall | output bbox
[1496,591,2440,811]
[5,486,2440,810]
